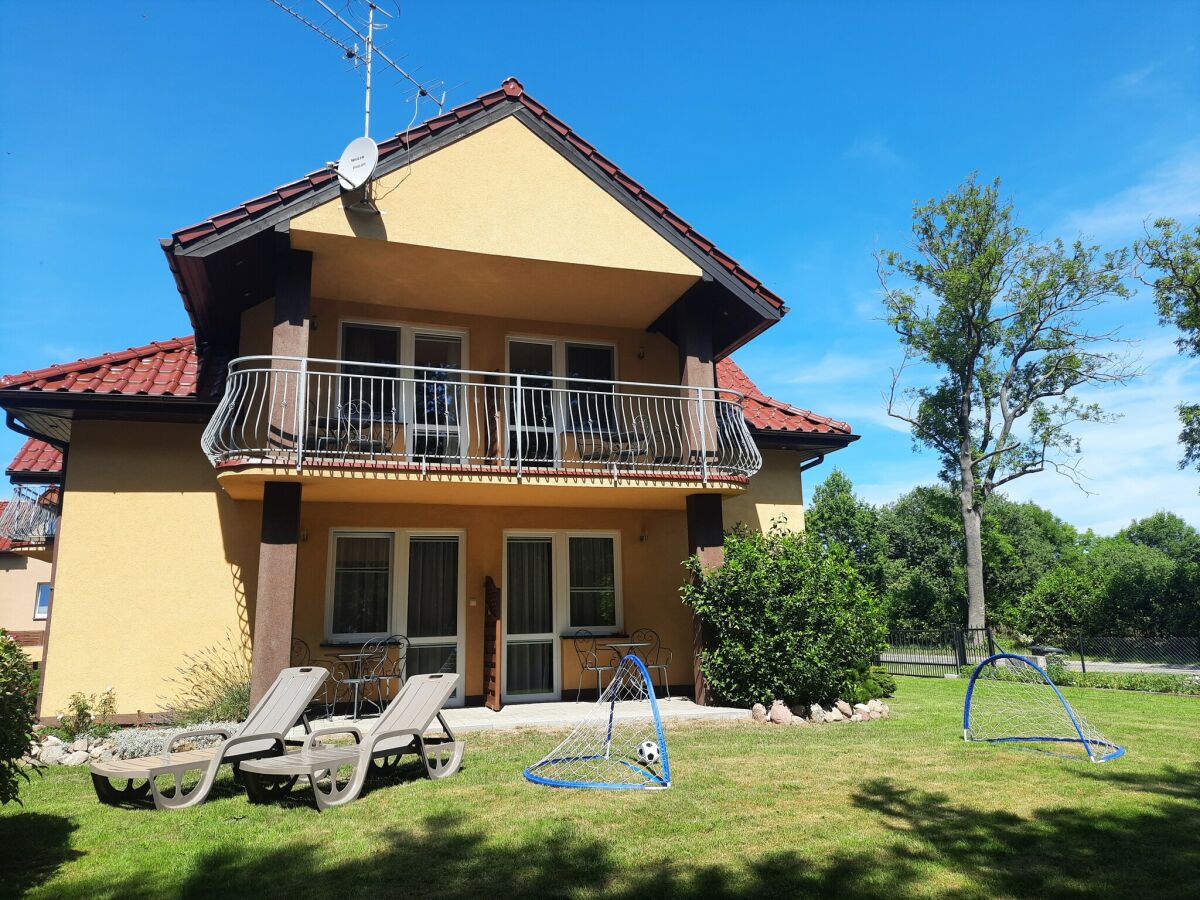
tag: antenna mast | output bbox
[268,0,447,139]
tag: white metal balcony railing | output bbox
[201,356,762,482]
[0,484,59,546]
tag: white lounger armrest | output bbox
[164,727,232,757]
[302,725,363,751]
[366,727,423,752]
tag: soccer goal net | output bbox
[524,654,671,790]
[963,653,1124,762]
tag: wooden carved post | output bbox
[482,576,503,711]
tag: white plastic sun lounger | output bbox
[89,665,329,811]
[240,671,464,810]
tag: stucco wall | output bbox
[40,421,261,717]
[722,449,806,533]
[0,551,52,665]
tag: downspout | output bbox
[4,410,69,454]
[799,453,826,474]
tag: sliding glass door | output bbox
[404,536,462,702]
[504,536,558,701]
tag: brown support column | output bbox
[268,236,312,450]
[250,481,303,705]
[685,493,724,705]
[677,288,723,704]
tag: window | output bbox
[33,583,51,621]
[329,533,393,640]
[568,536,616,629]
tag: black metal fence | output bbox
[877,628,996,677]
[879,629,1200,677]
[1021,633,1200,674]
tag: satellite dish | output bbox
[337,135,379,191]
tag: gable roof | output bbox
[6,439,63,482]
[169,78,785,316]
[0,337,201,397]
[716,358,853,436]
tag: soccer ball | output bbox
[637,740,660,765]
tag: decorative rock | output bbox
[751,703,767,723]
[867,699,883,713]
[71,737,90,753]
[41,735,63,747]
[790,704,809,718]
[769,699,793,725]
[869,710,882,720]
[880,704,891,719]
[95,749,114,762]
[791,715,807,725]
[39,744,64,765]
[826,707,845,722]
[835,700,853,718]
[853,703,871,717]
[850,714,863,722]
[809,703,825,722]
[61,750,90,766]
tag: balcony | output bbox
[0,484,59,550]
[202,356,761,504]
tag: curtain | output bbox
[407,537,458,638]
[332,535,391,635]
[569,536,616,627]
[506,642,553,696]
[507,538,553,635]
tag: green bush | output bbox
[0,630,39,804]
[52,688,118,741]
[843,664,897,705]
[961,662,1200,695]
[163,636,252,726]
[682,525,887,707]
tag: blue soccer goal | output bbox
[524,654,671,790]
[963,652,1124,763]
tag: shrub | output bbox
[0,630,39,804]
[163,635,251,726]
[960,662,1200,695]
[682,525,887,708]
[843,664,897,704]
[55,688,118,741]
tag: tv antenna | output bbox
[269,1,449,202]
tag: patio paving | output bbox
[296,697,746,738]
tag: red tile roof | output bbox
[0,337,200,397]
[169,77,785,313]
[718,358,852,435]
[6,440,62,479]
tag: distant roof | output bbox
[6,439,63,482]
[168,77,785,315]
[0,502,9,553]
[0,336,200,397]
[717,358,852,435]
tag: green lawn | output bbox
[4,678,1198,900]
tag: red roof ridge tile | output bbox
[0,336,196,391]
[167,79,785,314]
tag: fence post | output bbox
[953,629,968,667]
[986,628,996,658]
[1078,632,1087,675]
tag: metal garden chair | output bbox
[631,627,673,699]
[572,630,618,702]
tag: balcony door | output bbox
[505,338,615,468]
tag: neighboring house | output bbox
[0,78,856,720]
[0,439,63,667]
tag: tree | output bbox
[806,468,883,574]
[1134,217,1200,475]
[880,175,1136,628]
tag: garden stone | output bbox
[880,705,891,718]
[791,716,807,725]
[751,703,767,723]
[71,737,89,753]
[42,735,62,747]
[868,699,883,713]
[853,703,871,716]
[809,703,825,722]
[96,749,114,762]
[62,750,90,766]
[835,700,853,718]
[769,700,792,725]
[826,707,845,722]
[39,744,64,765]
[850,714,863,722]
[869,710,882,720]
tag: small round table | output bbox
[335,651,379,720]
[602,641,651,660]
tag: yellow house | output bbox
[0,78,856,720]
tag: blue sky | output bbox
[1,1,1197,533]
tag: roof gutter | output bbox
[5,410,67,454]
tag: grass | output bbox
[3,678,1198,900]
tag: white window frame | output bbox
[501,529,623,703]
[324,526,467,705]
[33,582,50,621]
